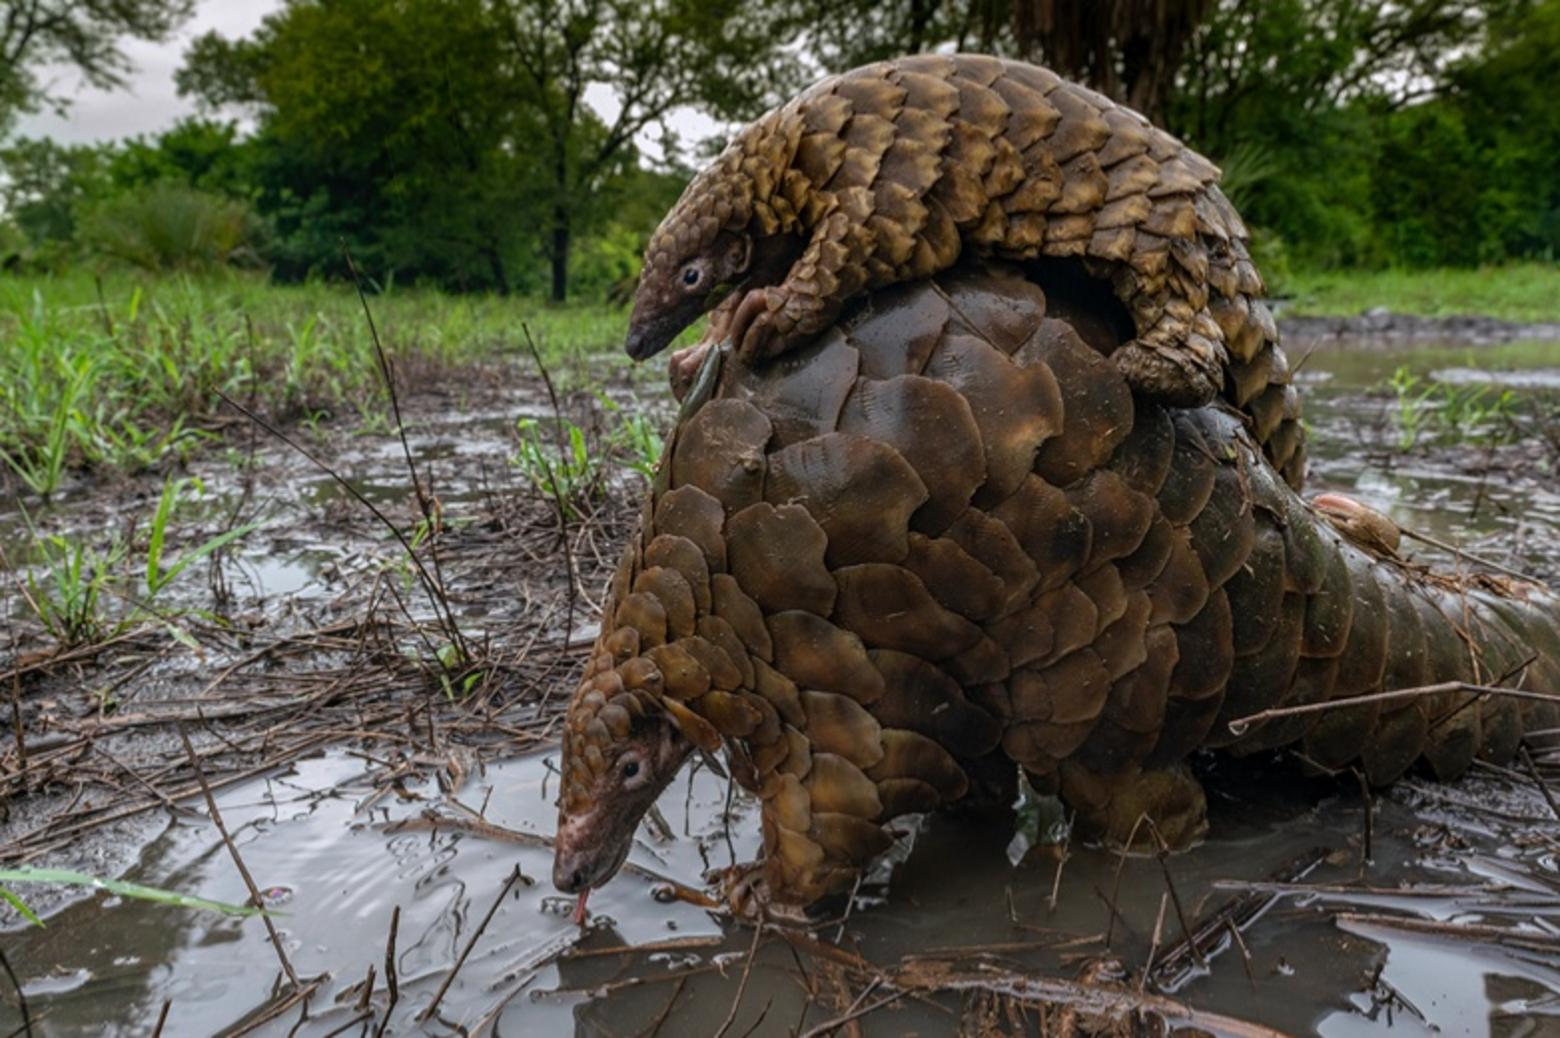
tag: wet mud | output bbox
[2,336,1558,1036]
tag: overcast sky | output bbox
[12,0,720,153]
[14,2,279,143]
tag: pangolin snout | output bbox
[551,852,590,894]
[552,813,633,895]
[624,324,660,362]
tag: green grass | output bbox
[1279,263,1560,322]
[14,475,264,648]
[0,867,266,924]
[1387,365,1521,452]
[509,398,664,520]
[0,270,634,497]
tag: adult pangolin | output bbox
[554,262,1560,913]
[622,53,1305,488]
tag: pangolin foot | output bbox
[668,340,713,402]
[727,287,791,362]
[1112,339,1224,409]
[707,862,812,927]
[1061,762,1209,851]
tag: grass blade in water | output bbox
[0,867,270,918]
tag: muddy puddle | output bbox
[3,337,1559,1036]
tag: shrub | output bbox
[78,182,264,272]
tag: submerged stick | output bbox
[712,922,766,1038]
[373,905,400,1038]
[421,866,526,1021]
[1397,525,1536,584]
[177,723,300,989]
[150,999,171,1037]
[0,944,31,1038]
[799,988,907,1038]
[1519,743,1560,821]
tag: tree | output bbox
[1009,0,1212,122]
[0,137,109,246]
[1167,0,1509,265]
[179,0,799,298]
[180,0,544,291]
[0,0,194,130]
[491,0,802,300]
[790,0,1211,121]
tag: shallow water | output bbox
[1299,338,1560,580]
[3,339,1559,1036]
[4,746,1558,1035]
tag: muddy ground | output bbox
[1,325,1558,1036]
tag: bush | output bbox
[78,182,265,272]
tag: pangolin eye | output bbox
[681,266,701,287]
[622,760,640,779]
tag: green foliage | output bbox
[1168,0,1560,269]
[144,477,260,597]
[0,137,113,260]
[78,182,263,271]
[1,885,42,927]
[0,272,630,493]
[15,477,262,647]
[106,119,259,198]
[510,400,666,516]
[1279,263,1560,321]
[597,394,666,478]
[511,418,602,519]
[173,0,796,298]
[5,0,1559,291]
[1388,365,1520,451]
[181,0,540,291]
[22,526,123,646]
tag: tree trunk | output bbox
[550,205,569,303]
[1010,0,1212,125]
[486,244,511,295]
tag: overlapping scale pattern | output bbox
[642,54,1305,487]
[561,265,1560,907]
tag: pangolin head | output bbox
[552,626,706,897]
[624,168,754,362]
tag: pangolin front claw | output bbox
[668,340,713,402]
[729,287,784,361]
[706,862,813,927]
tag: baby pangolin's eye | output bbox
[681,266,701,287]
[622,760,640,779]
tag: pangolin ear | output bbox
[663,698,722,753]
[724,233,753,275]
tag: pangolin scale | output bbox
[627,53,1306,488]
[555,263,1560,908]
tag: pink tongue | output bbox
[573,888,590,926]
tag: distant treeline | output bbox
[2,0,1556,297]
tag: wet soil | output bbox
[1,336,1557,1037]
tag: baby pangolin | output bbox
[623,53,1305,487]
[555,262,1560,914]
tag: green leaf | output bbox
[1,885,43,927]
[0,867,270,917]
